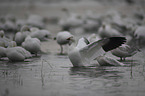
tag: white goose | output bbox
[0,46,6,59]
[111,44,139,61]
[98,24,123,38]
[56,31,73,54]
[67,37,126,67]
[0,30,11,47]
[6,41,32,61]
[134,26,145,46]
[87,33,101,43]
[14,25,30,45]
[22,36,41,56]
[30,27,51,41]
[26,14,45,29]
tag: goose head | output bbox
[8,41,17,48]
[67,36,75,45]
[0,30,4,38]
[20,25,31,32]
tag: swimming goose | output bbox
[67,37,126,67]
[56,31,73,54]
[6,41,32,61]
[22,36,41,56]
[111,44,139,61]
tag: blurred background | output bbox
[0,0,145,96]
[0,0,145,38]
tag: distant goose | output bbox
[96,55,125,66]
[22,36,41,56]
[87,33,101,43]
[26,14,45,29]
[56,31,73,54]
[14,25,30,45]
[0,46,6,59]
[59,9,83,31]
[6,41,32,61]
[134,26,145,46]
[98,24,123,38]
[0,30,11,47]
[67,37,126,67]
[111,44,139,61]
[30,27,51,41]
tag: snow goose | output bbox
[30,27,51,41]
[6,41,32,61]
[56,31,73,54]
[59,12,83,31]
[0,30,11,47]
[134,26,145,46]
[96,55,125,66]
[0,46,6,59]
[0,30,6,47]
[22,36,41,56]
[67,37,126,67]
[98,24,123,38]
[87,33,101,43]
[111,44,139,61]
[82,19,101,32]
[26,14,45,29]
[14,25,30,45]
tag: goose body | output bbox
[98,24,122,38]
[6,41,32,61]
[134,26,145,45]
[0,30,11,47]
[14,25,30,45]
[22,36,41,55]
[0,47,6,59]
[30,27,51,41]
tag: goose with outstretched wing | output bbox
[67,37,126,67]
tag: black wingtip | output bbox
[102,37,126,52]
[83,37,90,45]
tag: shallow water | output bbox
[1,1,145,96]
[0,48,145,96]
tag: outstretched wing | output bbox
[102,37,126,52]
[79,37,126,61]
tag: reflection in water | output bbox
[1,88,10,96]
[69,66,125,95]
[0,67,23,87]
[69,66,123,78]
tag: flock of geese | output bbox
[0,9,145,67]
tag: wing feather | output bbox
[79,39,106,61]
[102,37,126,52]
